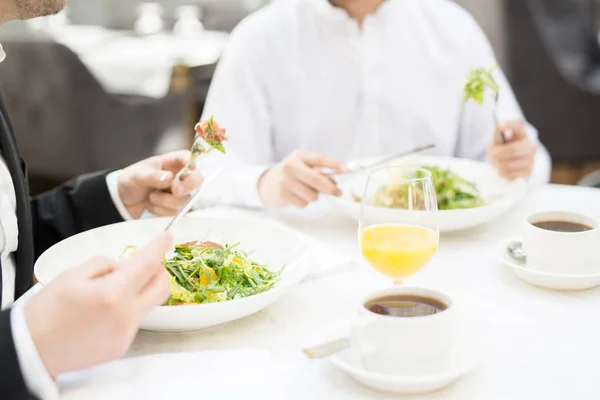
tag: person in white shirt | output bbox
[0,1,205,399]
[200,0,551,208]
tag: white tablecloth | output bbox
[23,184,600,399]
[48,26,229,98]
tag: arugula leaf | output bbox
[160,241,282,305]
[463,63,499,106]
[368,165,486,211]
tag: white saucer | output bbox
[330,344,476,394]
[498,238,600,291]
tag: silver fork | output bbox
[326,144,435,178]
[173,135,212,184]
[164,166,224,232]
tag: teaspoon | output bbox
[507,241,527,264]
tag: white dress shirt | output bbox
[0,55,132,400]
[198,0,551,207]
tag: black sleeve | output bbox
[0,309,39,400]
[30,170,124,259]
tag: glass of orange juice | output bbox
[359,166,439,284]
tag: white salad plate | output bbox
[326,155,527,232]
[498,238,600,291]
[330,344,476,394]
[35,215,311,332]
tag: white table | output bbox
[122,184,600,399]
[24,184,600,399]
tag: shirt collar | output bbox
[309,0,351,21]
[307,0,400,38]
[0,43,5,63]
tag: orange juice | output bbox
[360,224,438,281]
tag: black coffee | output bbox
[533,220,593,233]
[365,295,448,318]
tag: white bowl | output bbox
[326,155,527,232]
[35,215,311,332]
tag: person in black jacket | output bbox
[0,1,205,399]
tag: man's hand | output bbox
[257,150,347,207]
[488,120,538,180]
[118,150,204,218]
[24,233,173,378]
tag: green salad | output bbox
[356,166,485,211]
[124,241,282,306]
[422,166,485,210]
[164,241,282,305]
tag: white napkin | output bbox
[58,349,289,400]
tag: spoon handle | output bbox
[303,338,351,359]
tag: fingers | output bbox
[282,187,310,208]
[149,191,187,212]
[135,268,172,314]
[496,156,534,176]
[159,150,191,173]
[172,172,203,197]
[147,204,185,217]
[492,152,535,179]
[289,161,341,196]
[133,168,174,191]
[297,150,347,172]
[258,150,345,208]
[501,159,533,173]
[497,168,531,180]
[489,140,537,162]
[289,181,319,204]
[114,233,173,294]
[488,126,537,180]
[70,256,118,280]
[497,120,526,141]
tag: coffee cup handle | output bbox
[350,315,378,357]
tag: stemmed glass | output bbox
[358,166,439,284]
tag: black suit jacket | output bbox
[0,97,124,399]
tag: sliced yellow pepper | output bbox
[199,267,218,286]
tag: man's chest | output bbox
[266,45,467,160]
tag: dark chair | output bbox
[0,37,187,191]
[505,0,600,162]
[578,170,600,187]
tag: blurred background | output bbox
[0,0,599,193]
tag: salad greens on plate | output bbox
[355,166,485,211]
[421,166,485,210]
[123,240,282,306]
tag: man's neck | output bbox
[329,0,385,25]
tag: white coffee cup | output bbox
[350,286,456,376]
[522,211,600,275]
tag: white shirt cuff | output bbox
[234,165,269,208]
[11,304,59,400]
[196,165,269,209]
[106,170,134,221]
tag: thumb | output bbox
[134,168,174,190]
[500,120,526,141]
[68,256,118,281]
